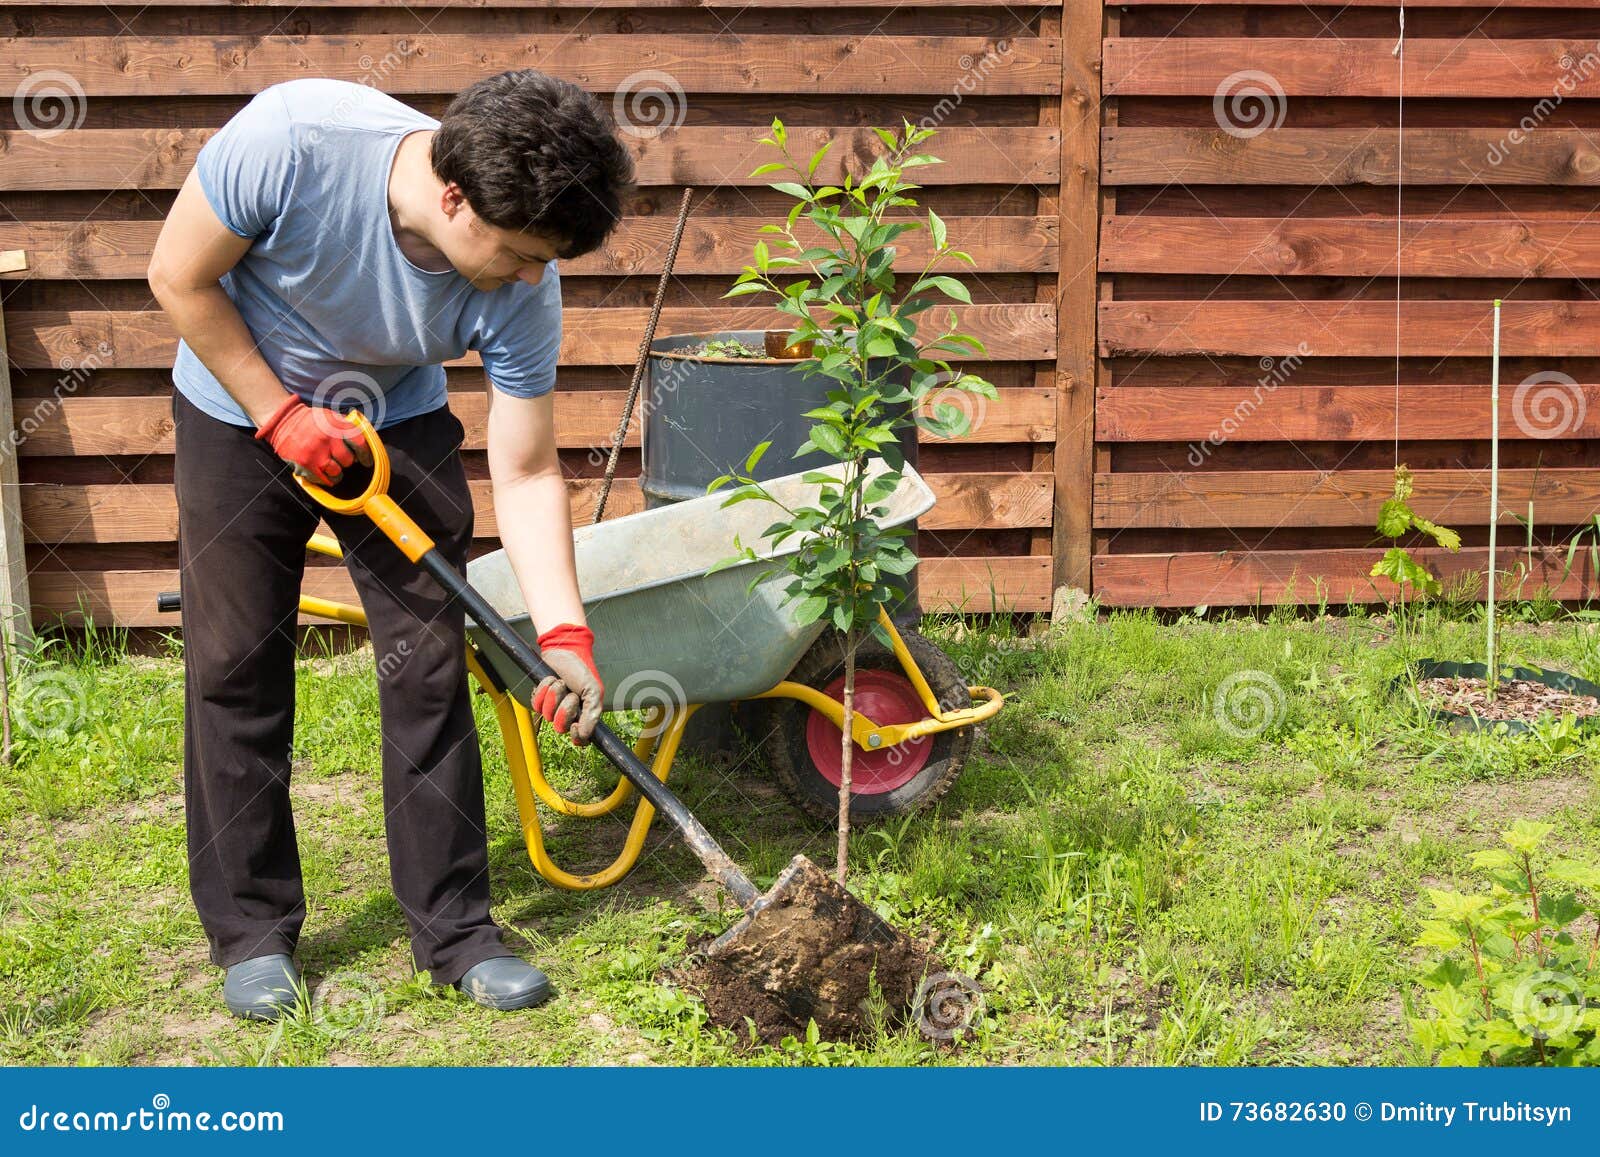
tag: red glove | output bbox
[533,623,604,746]
[254,393,372,486]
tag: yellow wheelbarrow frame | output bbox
[295,534,1005,893]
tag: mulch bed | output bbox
[1415,675,1600,724]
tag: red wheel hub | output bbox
[805,668,933,794]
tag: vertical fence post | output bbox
[0,251,33,653]
[1052,0,1103,604]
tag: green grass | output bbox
[2,599,1599,1066]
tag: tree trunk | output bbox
[837,623,855,885]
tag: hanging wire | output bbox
[1393,0,1406,469]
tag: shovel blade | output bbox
[697,854,929,1041]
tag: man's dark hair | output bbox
[432,70,636,260]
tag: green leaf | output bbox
[1541,891,1586,929]
[771,182,813,202]
[744,440,772,474]
[1412,513,1462,552]
[1480,1019,1533,1050]
[928,208,947,251]
[1471,848,1516,871]
[719,487,776,508]
[806,141,833,178]
[864,472,901,504]
[1371,547,1440,596]
[1548,859,1600,890]
[1503,819,1554,855]
[811,424,848,457]
[1375,497,1413,539]
[795,595,829,625]
[914,275,972,304]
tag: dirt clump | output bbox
[665,856,935,1045]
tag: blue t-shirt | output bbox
[172,78,561,429]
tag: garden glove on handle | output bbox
[533,623,604,747]
[255,392,374,486]
[294,411,604,748]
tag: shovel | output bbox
[298,411,928,1038]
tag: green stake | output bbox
[1487,299,1502,702]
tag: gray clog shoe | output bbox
[455,956,552,1011]
[223,953,302,1021]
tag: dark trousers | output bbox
[172,388,511,986]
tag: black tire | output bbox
[762,627,974,824]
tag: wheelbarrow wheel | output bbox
[762,627,974,824]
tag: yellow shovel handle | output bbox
[294,410,436,563]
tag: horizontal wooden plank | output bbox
[15,389,1055,455]
[1099,216,1600,278]
[1102,128,1600,186]
[0,126,1060,192]
[31,555,1053,625]
[1096,468,1600,530]
[1098,301,1600,359]
[19,472,1053,543]
[22,0,1056,6]
[1094,546,1600,608]
[0,215,1057,280]
[9,303,1053,368]
[1105,38,1600,98]
[22,0,1055,5]
[1114,0,1593,6]
[1098,384,1600,443]
[0,35,1058,96]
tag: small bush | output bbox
[1409,820,1600,1065]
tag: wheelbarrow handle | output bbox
[295,412,760,909]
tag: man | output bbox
[147,70,634,1019]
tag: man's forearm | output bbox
[154,282,288,426]
[491,471,587,636]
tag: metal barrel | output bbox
[641,330,922,630]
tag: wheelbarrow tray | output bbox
[463,457,936,711]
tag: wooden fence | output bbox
[0,1,1069,629]
[1095,0,1600,607]
[7,2,1596,628]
